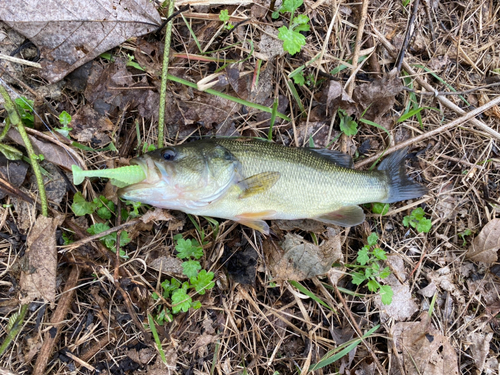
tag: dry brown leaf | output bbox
[0,0,161,82]
[466,219,500,264]
[148,256,183,277]
[7,128,81,170]
[265,228,342,281]
[391,313,459,375]
[20,215,64,307]
[0,157,28,200]
[140,209,174,224]
[465,332,492,372]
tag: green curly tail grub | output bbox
[72,165,146,188]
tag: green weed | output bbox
[403,207,432,233]
[347,233,393,305]
[272,0,310,55]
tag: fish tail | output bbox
[378,148,427,203]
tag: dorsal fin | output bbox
[308,148,354,168]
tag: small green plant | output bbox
[272,0,310,55]
[14,97,34,127]
[71,192,139,258]
[219,9,234,30]
[458,229,472,246]
[403,207,432,233]
[152,234,216,321]
[338,108,358,136]
[56,111,72,138]
[372,202,390,215]
[347,233,393,305]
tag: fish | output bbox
[118,138,427,234]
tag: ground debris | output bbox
[466,219,500,264]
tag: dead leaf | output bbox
[140,209,173,224]
[265,228,342,281]
[148,256,183,277]
[353,68,403,124]
[126,347,155,365]
[32,162,68,205]
[466,219,500,264]
[257,26,285,59]
[190,333,217,357]
[391,313,459,375]
[465,332,492,372]
[326,80,356,116]
[20,215,64,307]
[0,156,28,200]
[273,219,326,232]
[0,0,161,82]
[144,348,177,375]
[7,128,81,170]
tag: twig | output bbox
[370,26,500,141]
[333,286,387,375]
[355,94,500,168]
[32,266,81,375]
[347,0,369,96]
[403,81,500,96]
[158,0,176,148]
[0,53,41,68]
[395,0,420,74]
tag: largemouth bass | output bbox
[119,138,427,233]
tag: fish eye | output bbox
[162,149,176,161]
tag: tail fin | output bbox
[378,148,427,203]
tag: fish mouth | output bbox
[118,157,164,198]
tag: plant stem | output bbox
[0,303,28,356]
[0,85,48,217]
[158,0,176,148]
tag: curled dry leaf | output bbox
[264,228,342,281]
[466,219,500,264]
[20,214,64,307]
[0,0,161,82]
[391,313,459,375]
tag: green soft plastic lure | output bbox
[72,165,146,188]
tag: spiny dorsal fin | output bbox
[308,148,354,168]
[237,172,281,199]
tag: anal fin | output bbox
[235,210,277,234]
[315,206,365,227]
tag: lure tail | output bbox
[72,165,146,188]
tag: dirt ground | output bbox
[0,0,499,374]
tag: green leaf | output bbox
[367,233,378,247]
[182,260,201,278]
[411,207,425,220]
[278,26,306,55]
[339,112,358,136]
[175,238,204,259]
[293,23,310,33]
[356,248,369,266]
[294,14,309,25]
[372,202,389,215]
[190,270,215,295]
[59,111,72,126]
[351,271,366,285]
[402,215,410,227]
[372,248,387,261]
[280,0,303,13]
[292,72,305,86]
[0,144,23,160]
[191,300,202,310]
[367,280,379,292]
[379,285,393,305]
[71,192,96,216]
[219,9,230,22]
[271,10,280,19]
[416,218,432,233]
[97,206,113,220]
[87,223,110,236]
[161,278,181,298]
[151,292,159,300]
[171,288,192,314]
[379,267,391,279]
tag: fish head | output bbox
[118,141,240,210]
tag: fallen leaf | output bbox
[0,156,28,200]
[466,219,500,264]
[465,332,492,372]
[353,68,403,124]
[148,256,183,277]
[126,347,155,365]
[222,245,258,285]
[190,333,217,357]
[7,128,82,170]
[140,209,173,224]
[0,0,161,82]
[144,348,177,375]
[20,215,64,307]
[391,313,459,375]
[265,228,342,281]
[375,284,418,322]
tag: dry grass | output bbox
[0,0,499,374]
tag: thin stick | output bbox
[0,53,42,68]
[395,0,420,74]
[158,0,176,148]
[347,0,369,96]
[355,94,500,168]
[32,266,81,375]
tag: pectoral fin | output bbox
[237,172,280,199]
[315,206,365,227]
[235,210,277,234]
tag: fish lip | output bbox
[117,156,164,198]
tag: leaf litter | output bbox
[0,0,499,373]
